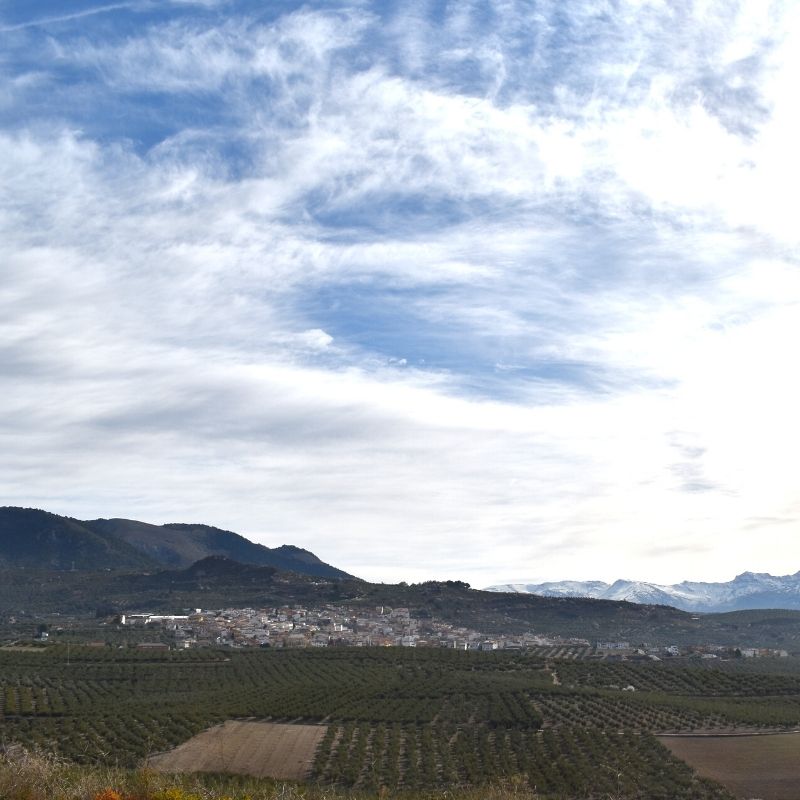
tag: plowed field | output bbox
[149,720,327,780]
[659,733,800,800]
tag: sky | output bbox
[2,0,799,588]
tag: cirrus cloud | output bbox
[1,0,799,587]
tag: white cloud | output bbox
[67,9,369,92]
[2,2,800,586]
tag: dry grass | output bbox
[0,748,553,800]
[0,748,312,800]
[659,733,800,800]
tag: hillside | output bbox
[355,581,800,649]
[2,558,800,649]
[0,507,352,579]
[0,556,356,617]
[85,516,351,578]
[0,507,158,571]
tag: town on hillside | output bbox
[105,603,789,660]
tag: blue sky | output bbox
[2,0,799,586]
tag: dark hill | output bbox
[0,507,158,571]
[0,556,343,615]
[132,555,281,595]
[84,517,352,579]
[0,507,353,580]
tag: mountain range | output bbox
[486,572,800,612]
[2,553,800,649]
[0,506,352,579]
[3,507,800,648]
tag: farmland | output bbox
[149,721,326,780]
[1,645,799,797]
[659,733,800,800]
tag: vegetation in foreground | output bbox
[0,748,733,800]
[0,749,361,800]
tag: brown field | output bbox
[658,733,800,800]
[149,720,327,780]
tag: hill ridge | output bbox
[0,506,353,580]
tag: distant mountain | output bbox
[486,571,800,612]
[0,507,353,580]
[2,549,800,648]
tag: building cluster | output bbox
[593,641,790,660]
[121,605,583,651]
[736,646,790,658]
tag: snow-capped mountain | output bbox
[485,571,800,612]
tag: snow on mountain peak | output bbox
[485,570,800,612]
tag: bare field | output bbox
[658,733,800,800]
[149,721,327,780]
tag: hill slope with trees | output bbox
[0,507,352,579]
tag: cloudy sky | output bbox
[2,0,799,587]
